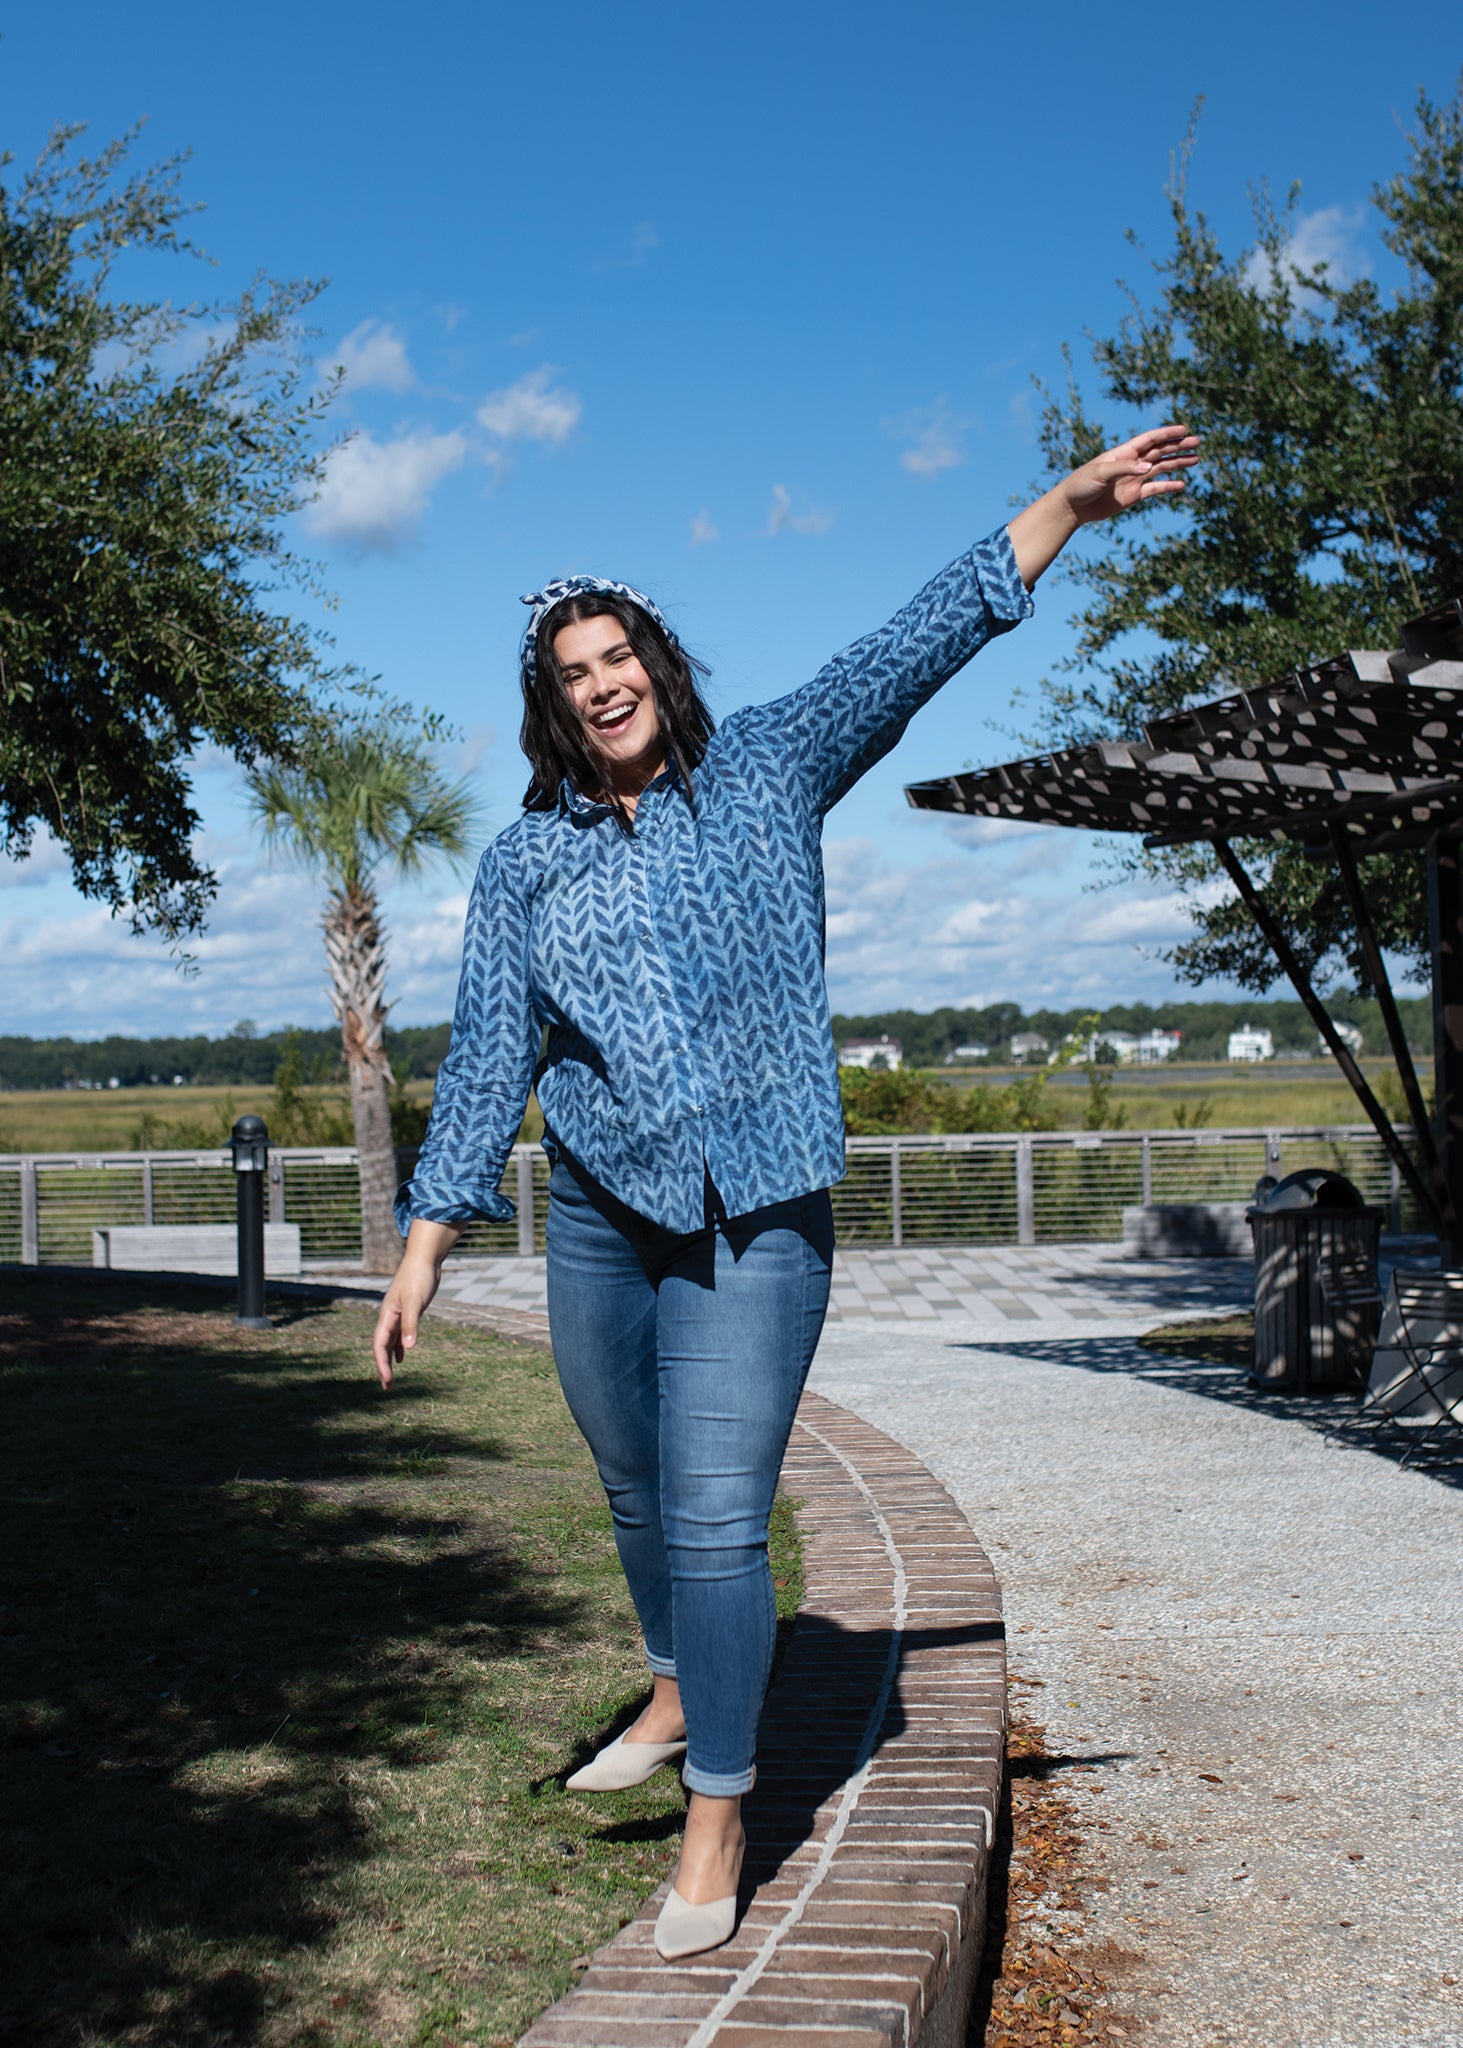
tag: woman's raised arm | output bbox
[732,422,1200,817]
[1008,422,1199,589]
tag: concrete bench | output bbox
[1123,1201,1251,1258]
[91,1224,302,1276]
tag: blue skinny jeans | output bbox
[545,1156,834,1795]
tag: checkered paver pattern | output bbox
[423,1242,1253,1331]
[518,1390,1005,2048]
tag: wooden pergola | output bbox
[905,597,1463,1262]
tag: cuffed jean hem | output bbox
[646,1648,677,1679]
[682,1762,756,1797]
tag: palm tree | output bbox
[248,727,482,1274]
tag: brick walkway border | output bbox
[521,1389,1007,2048]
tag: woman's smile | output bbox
[554,612,666,798]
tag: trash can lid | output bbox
[1259,1167,1365,1211]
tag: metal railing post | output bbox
[890,1142,903,1248]
[1016,1137,1035,1246]
[1389,1151,1402,1235]
[516,1148,536,1255]
[141,1155,154,1227]
[20,1160,38,1265]
[268,1153,286,1224]
[1141,1134,1153,1207]
[1266,1131,1283,1179]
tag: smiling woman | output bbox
[517,581,715,826]
[375,423,1200,1963]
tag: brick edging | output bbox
[522,1389,1006,2048]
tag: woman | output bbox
[372,424,1198,1959]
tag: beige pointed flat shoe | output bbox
[565,1731,686,1792]
[653,1884,737,1960]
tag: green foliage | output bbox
[247,722,484,900]
[130,1089,239,1149]
[267,1029,353,1146]
[389,1061,432,1148]
[0,125,355,944]
[1081,1064,1128,1131]
[1035,82,1463,993]
[0,1023,454,1091]
[1171,1097,1215,1129]
[838,1063,1058,1135]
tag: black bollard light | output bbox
[230,1114,272,1329]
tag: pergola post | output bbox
[1427,837,1463,1266]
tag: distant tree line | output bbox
[0,994,1433,1095]
[829,996,1432,1068]
[0,1021,452,1093]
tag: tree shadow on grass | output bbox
[0,1274,584,2046]
[953,1332,1463,1491]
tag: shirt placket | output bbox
[635,799,701,1128]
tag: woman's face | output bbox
[554,612,665,795]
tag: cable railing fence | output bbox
[0,1126,1422,1269]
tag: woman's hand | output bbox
[371,1220,461,1389]
[1008,423,1199,589]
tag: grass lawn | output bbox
[0,1084,543,1157]
[1138,1314,1255,1368]
[0,1276,800,2047]
[0,1063,1400,1154]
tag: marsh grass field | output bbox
[0,1062,1401,1155]
[0,1275,802,2047]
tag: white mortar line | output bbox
[681,1417,911,2048]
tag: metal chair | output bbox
[1356,1269,1463,1463]
[1317,1254,1385,1392]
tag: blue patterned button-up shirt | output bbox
[398,525,1033,1237]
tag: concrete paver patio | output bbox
[424,1241,1254,1334]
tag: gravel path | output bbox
[808,1318,1463,2048]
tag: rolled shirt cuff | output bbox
[394,1177,516,1238]
[985,523,1038,622]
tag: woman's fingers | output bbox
[372,1296,406,1389]
[1128,422,1197,455]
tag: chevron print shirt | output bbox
[398,525,1033,1236]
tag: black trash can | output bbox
[1247,1170,1383,1393]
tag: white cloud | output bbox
[477,366,582,445]
[820,835,1239,1013]
[942,815,1050,849]
[763,484,835,537]
[1244,204,1368,299]
[0,862,478,1037]
[325,319,417,392]
[690,509,719,546]
[0,825,71,889]
[884,398,972,479]
[304,427,468,550]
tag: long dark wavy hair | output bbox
[520,591,715,824]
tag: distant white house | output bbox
[1084,1028,1183,1066]
[944,1043,991,1064]
[1321,1021,1365,1056]
[1009,1032,1049,1064]
[838,1035,903,1071]
[1228,1023,1274,1063]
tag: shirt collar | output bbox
[556,762,683,822]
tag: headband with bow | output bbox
[520,574,670,682]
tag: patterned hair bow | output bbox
[520,574,670,682]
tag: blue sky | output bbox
[2,2,1458,1037]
